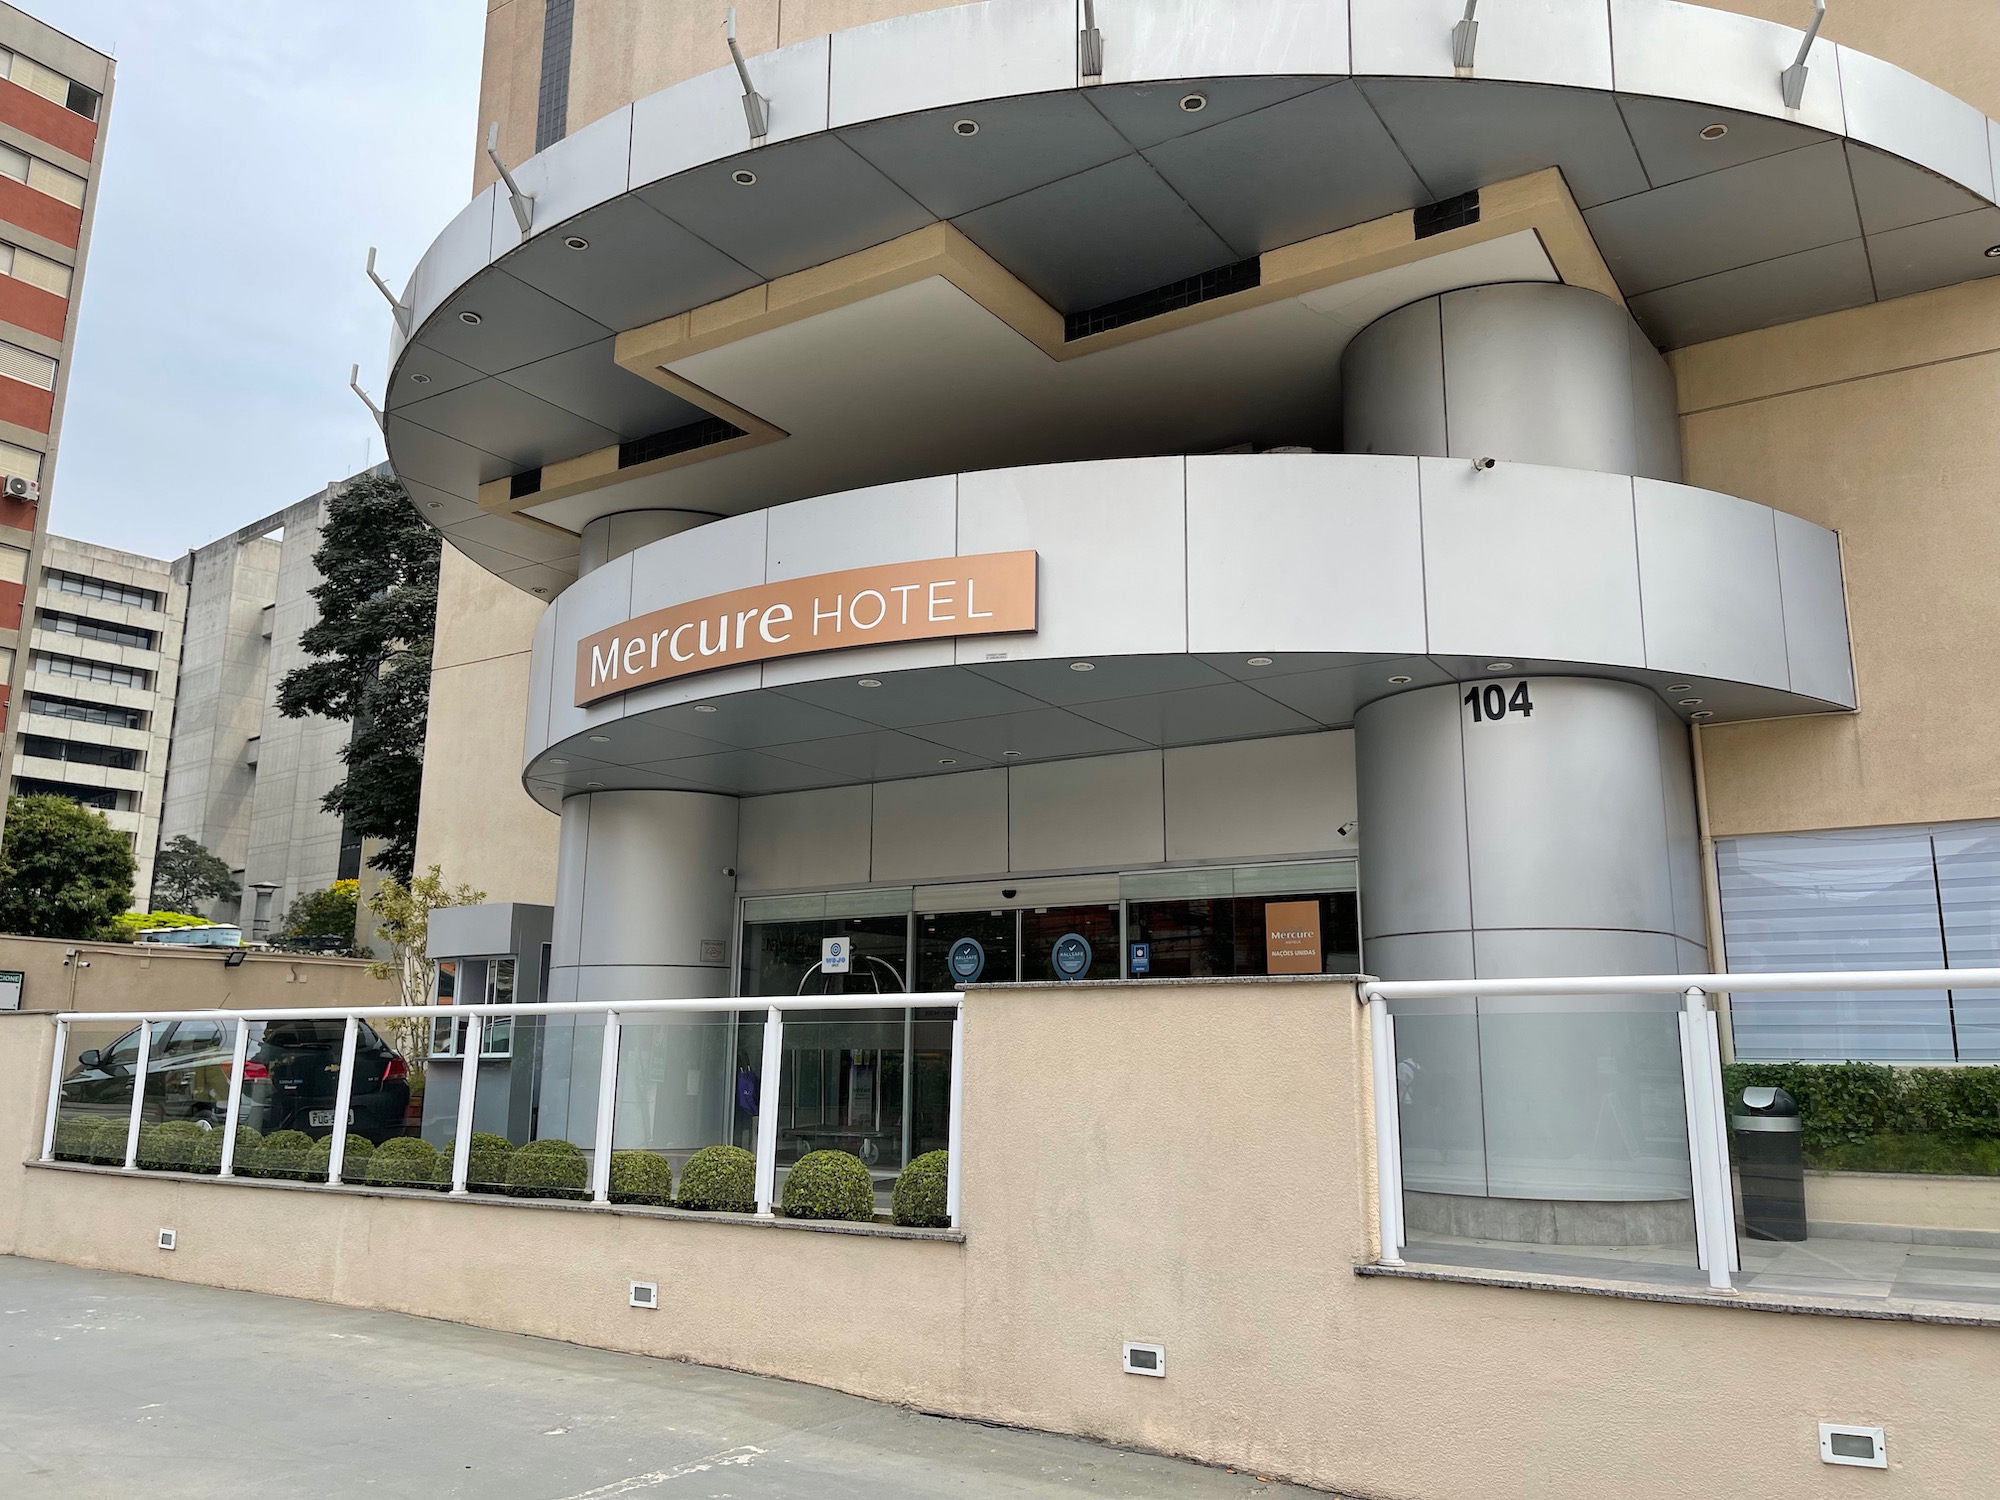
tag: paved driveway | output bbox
[0,1257,1320,1498]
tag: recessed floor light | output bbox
[1679,698,1703,707]
[1180,92,1207,113]
[458,310,482,325]
[1247,656,1273,667]
[857,678,882,688]
[953,119,979,136]
[1691,710,1714,721]
[1388,674,1412,685]
[1700,122,1729,141]
[693,704,717,713]
[564,235,589,250]
[587,734,610,742]
[1486,662,1514,671]
[731,168,757,185]
[1069,661,1095,672]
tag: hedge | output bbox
[136,1120,209,1173]
[1723,1061,2000,1175]
[365,1136,445,1190]
[676,1145,755,1212]
[609,1149,672,1207]
[190,1125,261,1174]
[780,1149,876,1222]
[892,1150,949,1227]
[465,1132,516,1192]
[306,1133,378,1184]
[53,1116,125,1165]
[504,1138,589,1200]
[244,1129,318,1181]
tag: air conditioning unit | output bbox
[3,474,38,501]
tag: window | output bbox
[0,438,41,486]
[1719,821,2000,1062]
[32,651,147,689]
[0,337,54,389]
[21,734,138,771]
[47,570,160,611]
[26,691,141,729]
[0,49,100,120]
[429,957,517,1059]
[13,775,123,810]
[0,240,68,297]
[0,545,25,584]
[0,139,83,207]
[1124,862,1361,980]
[40,609,153,650]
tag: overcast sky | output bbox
[25,0,484,558]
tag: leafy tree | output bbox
[275,472,440,881]
[0,794,136,939]
[279,878,360,940]
[152,834,240,914]
[364,866,486,1076]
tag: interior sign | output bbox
[1264,900,1322,976]
[575,551,1038,706]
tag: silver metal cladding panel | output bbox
[1611,95,1829,193]
[1654,697,1706,948]
[1774,509,1857,707]
[1350,0,1612,91]
[498,206,760,345]
[1163,732,1357,864]
[1366,930,1477,983]
[1868,206,2000,303]
[1094,0,1350,84]
[1008,750,1166,873]
[545,551,635,747]
[1081,77,1328,152]
[1459,678,1682,936]
[629,39,831,189]
[1837,44,1995,200]
[523,585,558,764]
[1470,926,1683,981]
[577,511,717,577]
[574,790,739,970]
[1606,0,1846,136]
[550,796,594,968]
[617,512,769,717]
[493,104,633,259]
[1184,453,1424,655]
[424,271,611,380]
[1632,478,1789,689]
[1627,316,1681,483]
[1845,140,1990,237]
[870,768,1010,884]
[955,458,1186,664]
[1625,237,1876,350]
[571,965,731,1003]
[1419,460,1646,669]
[1355,685,1473,942]
[828,0,1076,130]
[408,187,498,334]
[1340,299,1447,462]
[736,784,874,892]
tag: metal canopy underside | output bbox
[383,3,2000,595]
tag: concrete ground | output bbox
[0,1257,1320,1499]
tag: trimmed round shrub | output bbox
[676,1144,755,1212]
[86,1118,130,1165]
[53,1116,121,1164]
[780,1149,876,1222]
[891,1149,949,1228]
[608,1149,672,1207]
[246,1129,317,1181]
[464,1132,516,1193]
[365,1136,444,1190]
[189,1124,260,1175]
[136,1120,207,1173]
[306,1133,377,1184]
[504,1137,589,1201]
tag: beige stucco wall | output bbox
[0,934,391,1017]
[4,984,1995,1497]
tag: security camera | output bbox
[1001,888,1018,900]
[720,866,737,878]
[1472,456,1497,471]
[1337,821,1359,839]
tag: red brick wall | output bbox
[0,78,94,159]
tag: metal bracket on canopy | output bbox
[1079,0,1104,80]
[485,122,535,236]
[1780,0,1827,111]
[364,247,410,335]
[1452,1,1479,73]
[725,9,771,142]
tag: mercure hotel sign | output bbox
[575,551,1038,706]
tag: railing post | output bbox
[1679,987,1736,1290]
[945,1007,965,1229]
[40,1016,66,1161]
[218,1019,250,1177]
[325,1015,359,1185]
[1367,995,1406,1264]
[591,1010,621,1204]
[450,1013,483,1195]
[754,1005,783,1215]
[123,1019,152,1169]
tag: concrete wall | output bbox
[2,982,1994,1497]
[0,933,393,1016]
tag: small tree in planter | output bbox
[676,1145,755,1212]
[781,1149,876,1222]
[609,1150,673,1207]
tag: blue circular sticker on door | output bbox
[947,937,986,983]
[1051,933,1092,981]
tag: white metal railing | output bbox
[1359,967,2000,1292]
[39,992,966,1229]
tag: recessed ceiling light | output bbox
[532,587,547,595]
[1691,710,1714,721]
[586,781,603,788]
[731,168,757,185]
[953,119,979,136]
[857,678,882,688]
[458,310,482,325]
[1679,698,1703,707]
[1388,674,1412,685]
[938,758,957,765]
[1486,662,1514,671]
[1069,661,1095,672]
[1247,656,1273,667]
[1180,92,1207,113]
[547,758,568,766]
[425,501,442,509]
[1002,750,1022,758]
[1700,122,1729,141]
[1668,683,1693,693]
[693,704,717,713]
[1986,244,2000,258]
[563,235,589,250]
[411,372,432,385]
[587,734,610,742]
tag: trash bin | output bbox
[1732,1085,1808,1242]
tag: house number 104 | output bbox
[1464,681,1534,722]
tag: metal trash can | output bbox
[1732,1085,1808,1242]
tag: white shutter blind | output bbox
[0,339,55,389]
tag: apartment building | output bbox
[0,7,109,817]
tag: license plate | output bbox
[309,1109,354,1127]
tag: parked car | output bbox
[61,1017,411,1143]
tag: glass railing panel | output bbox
[51,1021,141,1166]
[607,1015,738,1209]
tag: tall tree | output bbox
[0,795,136,939]
[275,473,440,880]
[152,834,240,914]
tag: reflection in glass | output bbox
[917,909,1016,989]
[1021,905,1120,982]
[1127,892,1360,978]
